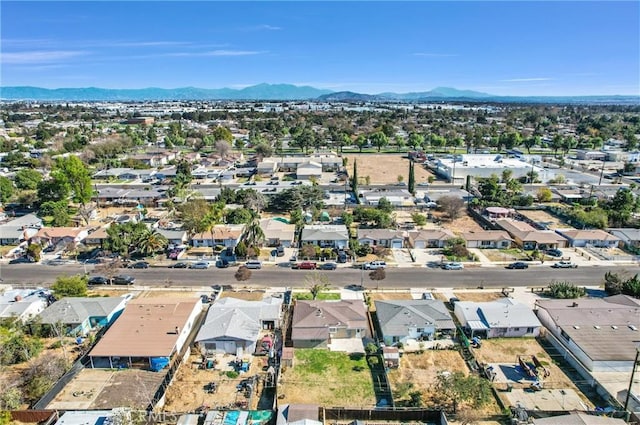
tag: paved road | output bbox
[2,263,639,289]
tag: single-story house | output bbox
[155,167,178,180]
[555,228,621,248]
[0,287,49,323]
[157,229,189,246]
[276,404,321,425]
[362,190,415,207]
[191,224,245,248]
[357,229,406,249]
[195,296,283,355]
[296,161,322,181]
[454,298,541,339]
[38,296,130,336]
[496,219,568,250]
[0,213,42,245]
[607,228,640,249]
[461,230,513,249]
[375,300,456,346]
[88,297,202,369]
[32,227,89,249]
[84,226,109,246]
[535,295,640,372]
[408,229,456,249]
[300,225,349,249]
[291,300,368,350]
[257,160,278,177]
[260,218,296,247]
[532,412,626,425]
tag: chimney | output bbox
[174,326,180,334]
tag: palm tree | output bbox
[202,202,225,256]
[138,229,168,256]
[242,217,265,248]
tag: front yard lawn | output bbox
[293,292,341,301]
[278,349,376,407]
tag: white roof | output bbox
[457,298,541,329]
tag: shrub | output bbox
[547,281,586,299]
[225,371,239,379]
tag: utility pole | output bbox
[598,159,606,186]
[624,347,640,419]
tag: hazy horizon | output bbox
[2,1,639,96]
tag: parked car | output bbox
[363,261,386,270]
[318,262,337,270]
[244,260,262,270]
[216,259,230,268]
[506,262,529,269]
[168,262,189,269]
[276,246,285,257]
[88,276,110,285]
[442,262,464,270]
[545,249,563,257]
[9,256,35,264]
[296,261,317,270]
[112,274,135,285]
[551,261,578,269]
[129,261,150,269]
[337,251,348,263]
[190,261,210,269]
[345,284,364,291]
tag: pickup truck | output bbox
[551,261,578,269]
[293,261,317,270]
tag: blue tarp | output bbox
[150,357,170,372]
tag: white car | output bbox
[244,260,262,269]
[363,261,386,270]
[190,261,210,269]
[442,262,464,270]
[551,261,578,269]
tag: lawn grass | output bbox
[278,349,376,406]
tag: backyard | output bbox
[277,349,376,407]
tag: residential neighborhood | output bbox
[1,98,639,425]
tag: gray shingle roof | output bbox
[39,297,126,325]
[375,300,455,337]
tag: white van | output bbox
[363,261,386,270]
[245,260,262,269]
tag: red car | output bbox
[296,261,317,270]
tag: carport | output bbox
[466,320,489,338]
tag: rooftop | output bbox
[89,297,200,358]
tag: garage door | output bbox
[392,241,403,249]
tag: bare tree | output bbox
[235,266,252,282]
[305,271,330,299]
[94,258,124,283]
[437,196,465,220]
[215,140,231,158]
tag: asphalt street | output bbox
[2,263,639,289]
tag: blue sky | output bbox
[1,1,639,96]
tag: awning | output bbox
[467,320,489,330]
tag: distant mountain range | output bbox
[1,84,638,104]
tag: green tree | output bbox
[211,125,234,143]
[432,371,493,413]
[138,228,168,256]
[408,160,415,195]
[39,200,71,227]
[547,281,586,299]
[14,169,42,191]
[369,131,389,152]
[226,207,255,224]
[355,134,368,152]
[37,171,71,203]
[351,159,358,194]
[242,216,265,247]
[411,212,427,226]
[377,197,393,214]
[536,187,553,203]
[55,156,93,206]
[0,176,14,203]
[607,188,635,227]
[51,275,88,298]
[407,132,424,150]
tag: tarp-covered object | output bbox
[150,356,170,371]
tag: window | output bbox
[513,327,520,331]
[481,240,491,246]
[417,328,424,333]
[328,327,337,334]
[527,327,534,333]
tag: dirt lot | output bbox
[369,292,414,301]
[345,154,433,185]
[442,213,484,235]
[453,291,505,302]
[163,353,266,412]
[517,209,571,230]
[277,349,376,407]
[387,350,468,401]
[220,290,268,301]
[48,368,164,410]
[473,338,580,391]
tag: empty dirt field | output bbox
[452,291,506,302]
[277,349,376,407]
[345,154,433,185]
[517,209,569,230]
[473,338,580,391]
[163,353,267,412]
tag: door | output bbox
[392,240,403,249]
